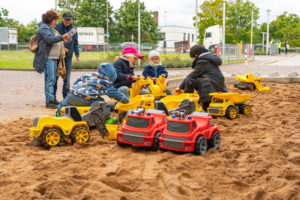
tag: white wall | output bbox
[157,26,197,52]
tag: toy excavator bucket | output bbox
[209,92,251,104]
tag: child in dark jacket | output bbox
[113,46,149,98]
[142,50,172,95]
[177,44,227,108]
[56,63,129,124]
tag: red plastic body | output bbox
[117,111,167,147]
[159,114,220,152]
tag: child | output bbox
[142,50,172,95]
[177,44,227,108]
[56,63,129,124]
[113,46,149,98]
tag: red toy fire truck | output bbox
[117,107,167,151]
[159,111,220,155]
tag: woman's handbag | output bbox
[56,57,66,79]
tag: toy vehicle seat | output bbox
[64,106,83,121]
[154,101,169,115]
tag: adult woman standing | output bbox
[33,10,69,108]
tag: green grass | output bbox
[0,51,243,70]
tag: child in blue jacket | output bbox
[56,63,129,124]
[143,50,172,95]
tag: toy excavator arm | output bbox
[82,102,109,137]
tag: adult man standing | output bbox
[55,12,80,101]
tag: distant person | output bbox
[55,12,80,101]
[278,40,281,54]
[56,63,129,124]
[33,10,69,109]
[113,46,149,98]
[142,50,172,95]
[284,41,289,55]
[176,44,227,109]
[163,39,167,54]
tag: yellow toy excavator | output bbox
[234,73,271,92]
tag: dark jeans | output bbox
[54,56,72,100]
[184,78,216,103]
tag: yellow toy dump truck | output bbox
[208,92,252,119]
[234,73,271,92]
[30,102,117,148]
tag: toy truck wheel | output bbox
[194,136,207,155]
[240,104,252,115]
[208,132,221,149]
[149,132,161,151]
[225,106,238,119]
[234,81,240,88]
[71,127,90,144]
[246,83,255,90]
[42,129,62,148]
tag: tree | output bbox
[194,0,259,44]
[113,0,159,43]
[0,8,19,27]
[58,0,81,24]
[17,20,38,42]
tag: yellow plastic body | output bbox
[147,76,167,99]
[115,94,155,114]
[29,116,88,138]
[61,106,89,116]
[235,73,271,92]
[208,92,251,116]
[129,76,152,98]
[104,124,119,140]
[160,93,203,112]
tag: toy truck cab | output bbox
[159,112,220,155]
[117,107,167,151]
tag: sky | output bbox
[1,0,300,27]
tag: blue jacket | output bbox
[142,64,168,78]
[55,23,79,58]
[70,63,129,103]
[113,58,134,88]
[33,22,63,73]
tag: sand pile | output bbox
[0,82,299,200]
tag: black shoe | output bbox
[46,101,57,109]
[53,99,60,105]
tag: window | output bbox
[192,34,194,42]
[126,117,150,128]
[188,33,190,41]
[205,32,212,38]
[183,33,186,41]
[160,32,166,40]
[167,121,190,133]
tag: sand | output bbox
[0,82,299,200]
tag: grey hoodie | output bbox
[33,22,63,73]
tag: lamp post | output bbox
[222,0,226,59]
[266,9,270,55]
[138,0,141,67]
[195,0,198,44]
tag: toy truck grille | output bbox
[164,136,185,149]
[123,131,144,144]
[208,107,220,114]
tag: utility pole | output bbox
[266,9,270,55]
[195,0,198,44]
[250,9,253,51]
[262,32,266,52]
[106,0,109,50]
[222,0,226,59]
[138,0,141,67]
[55,0,57,10]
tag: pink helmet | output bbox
[122,46,144,59]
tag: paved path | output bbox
[0,54,299,121]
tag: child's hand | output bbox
[131,75,138,81]
[151,77,156,81]
[64,48,69,53]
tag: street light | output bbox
[138,0,141,66]
[222,0,226,59]
[266,9,270,55]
